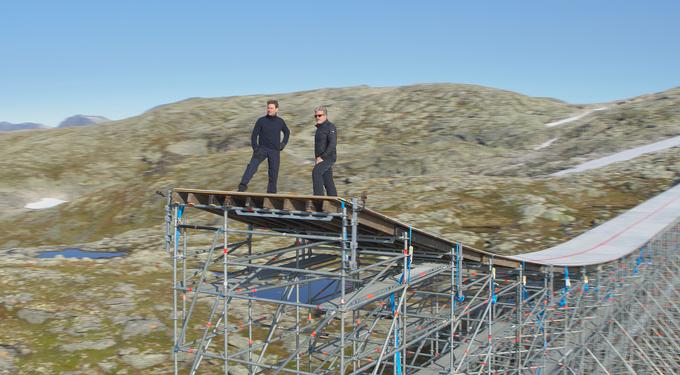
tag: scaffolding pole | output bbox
[166,191,680,374]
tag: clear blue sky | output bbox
[2,0,679,127]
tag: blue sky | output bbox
[1,1,679,126]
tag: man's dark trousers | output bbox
[312,159,337,196]
[238,147,280,193]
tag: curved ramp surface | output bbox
[509,182,680,266]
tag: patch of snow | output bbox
[545,107,607,128]
[24,198,67,209]
[534,137,558,150]
[551,135,680,177]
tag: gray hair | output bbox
[314,106,328,115]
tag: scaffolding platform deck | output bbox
[322,262,446,310]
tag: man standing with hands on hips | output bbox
[237,100,290,193]
[312,106,337,196]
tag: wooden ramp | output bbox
[172,188,507,266]
[173,187,680,269]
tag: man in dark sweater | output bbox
[312,106,337,196]
[237,100,290,193]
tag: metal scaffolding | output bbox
[165,189,680,374]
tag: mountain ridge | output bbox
[0,121,46,132]
[57,114,110,128]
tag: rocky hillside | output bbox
[2,83,680,374]
[1,83,679,253]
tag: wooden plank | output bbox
[283,198,296,211]
[322,200,340,213]
[358,214,397,236]
[263,197,284,210]
[304,199,315,212]
[284,199,308,212]
[244,197,253,208]
[208,194,226,207]
[228,195,247,207]
[248,196,264,208]
[481,256,520,270]
[193,193,211,205]
[462,251,483,262]
[412,233,453,253]
[262,197,275,209]
[187,193,200,206]
[224,196,239,207]
[173,188,344,202]
[173,191,187,205]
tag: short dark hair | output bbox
[267,100,279,108]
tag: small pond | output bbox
[37,248,126,259]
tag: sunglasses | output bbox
[315,114,325,118]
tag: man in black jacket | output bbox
[237,100,290,193]
[312,106,337,196]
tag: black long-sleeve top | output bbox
[251,115,290,151]
[314,120,337,162]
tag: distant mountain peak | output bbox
[58,114,110,128]
[0,121,47,132]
